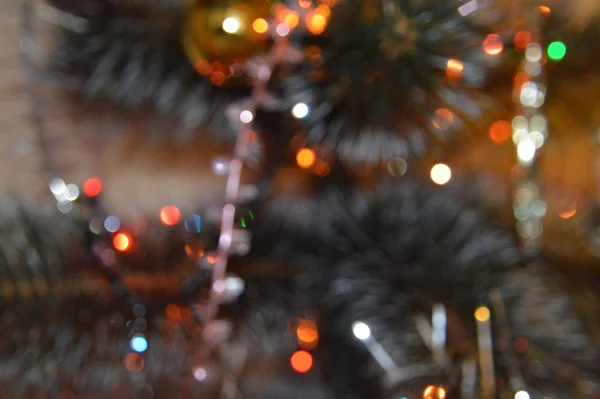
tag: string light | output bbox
[290,350,313,373]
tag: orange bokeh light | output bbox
[160,206,181,226]
[296,319,319,348]
[194,59,212,76]
[284,11,300,29]
[113,232,133,252]
[559,208,577,219]
[483,34,504,56]
[252,18,269,34]
[423,385,446,399]
[314,161,330,177]
[290,350,313,373]
[299,0,312,8]
[489,120,512,144]
[82,177,103,198]
[432,108,454,130]
[296,148,316,169]
[125,353,145,372]
[166,304,180,320]
[306,12,327,35]
[446,59,464,78]
[514,30,531,50]
[539,5,551,15]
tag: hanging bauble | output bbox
[182,0,273,86]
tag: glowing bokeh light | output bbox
[222,17,241,34]
[299,0,312,8]
[160,206,181,226]
[240,110,254,123]
[296,148,316,169]
[284,11,300,29]
[166,304,180,320]
[430,164,452,185]
[125,353,145,372]
[292,103,310,119]
[446,58,464,77]
[130,336,148,353]
[113,232,133,252]
[483,34,504,56]
[539,6,551,15]
[104,216,120,233]
[352,322,371,340]
[547,41,566,61]
[306,12,327,35]
[290,350,313,373]
[193,367,208,381]
[559,208,577,219]
[514,30,531,50]
[474,306,490,322]
[83,177,103,197]
[489,120,512,143]
[296,319,319,348]
[252,18,268,34]
[423,385,447,399]
[432,108,454,131]
[515,391,530,399]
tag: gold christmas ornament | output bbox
[182,0,273,86]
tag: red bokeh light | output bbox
[82,177,103,197]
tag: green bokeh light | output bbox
[547,41,566,61]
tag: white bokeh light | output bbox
[352,322,371,340]
[222,17,241,34]
[292,103,310,119]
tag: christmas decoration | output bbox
[283,0,500,164]
[182,0,273,86]
[3,0,600,398]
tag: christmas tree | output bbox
[1,0,600,397]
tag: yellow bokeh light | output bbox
[306,12,327,35]
[284,11,300,29]
[252,18,268,34]
[475,306,491,322]
[430,163,452,185]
